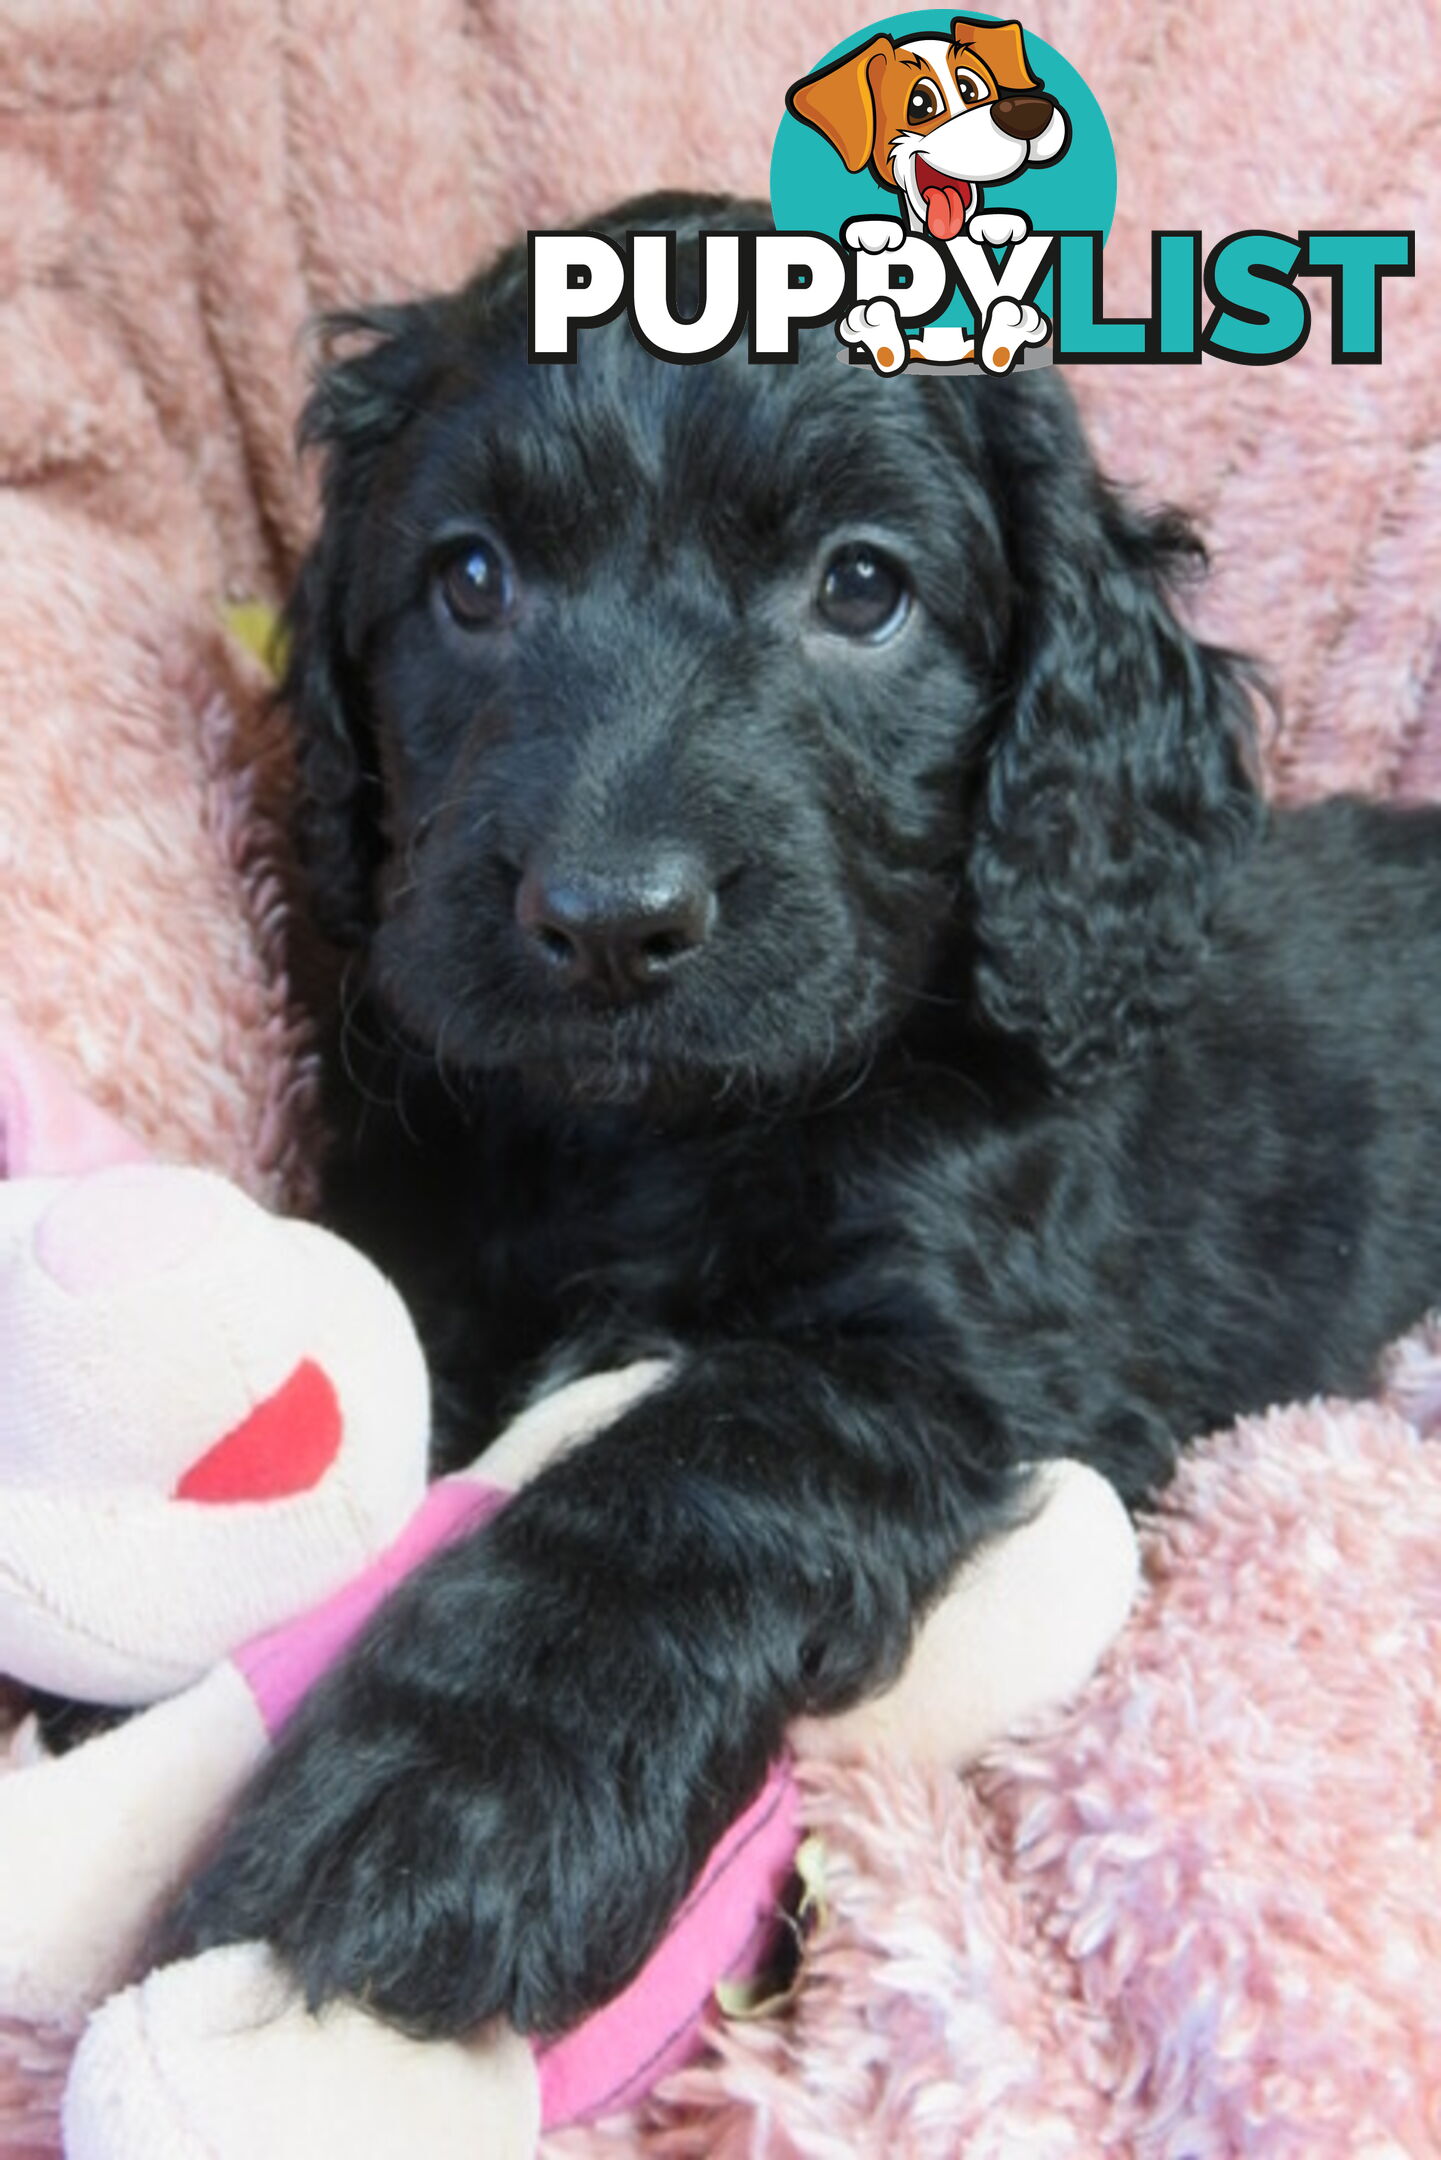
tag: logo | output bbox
[782,14,1081,372]
[528,12,1414,376]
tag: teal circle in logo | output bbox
[771,12,1116,337]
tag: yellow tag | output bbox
[714,1970,786,2021]
[792,1832,829,1929]
[714,1835,829,2020]
[220,601,288,683]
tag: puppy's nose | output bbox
[992,94,1055,141]
[515,856,716,999]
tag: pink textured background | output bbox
[0,0,1438,2151]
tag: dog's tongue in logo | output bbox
[925,182,970,241]
[915,159,972,242]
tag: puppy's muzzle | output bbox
[992,94,1056,142]
[516,855,717,1003]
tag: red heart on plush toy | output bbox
[175,1359,343,1503]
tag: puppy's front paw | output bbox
[161,1670,695,2038]
[968,209,1032,249]
[837,298,908,375]
[979,295,1050,375]
[841,216,908,254]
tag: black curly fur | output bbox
[161,196,1441,2040]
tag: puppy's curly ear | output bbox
[967,380,1264,1088]
[281,304,442,943]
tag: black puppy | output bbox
[166,195,1441,2039]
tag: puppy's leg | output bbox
[159,1344,1020,2038]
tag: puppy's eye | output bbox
[955,68,988,105]
[906,82,940,125]
[435,541,514,631]
[816,545,911,642]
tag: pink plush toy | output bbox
[0,1013,1140,2158]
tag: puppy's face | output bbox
[301,228,1010,1107]
[291,199,1257,1107]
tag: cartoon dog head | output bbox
[787,16,1070,241]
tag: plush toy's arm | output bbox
[793,1457,1140,1765]
[0,1665,269,2027]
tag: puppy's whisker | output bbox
[815,1039,881,1113]
[890,975,968,1011]
[398,794,476,876]
[432,1009,467,1111]
[337,1007,400,1119]
[335,956,418,1135]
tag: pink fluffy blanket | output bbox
[1,0,1439,2151]
[567,1344,1441,2158]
